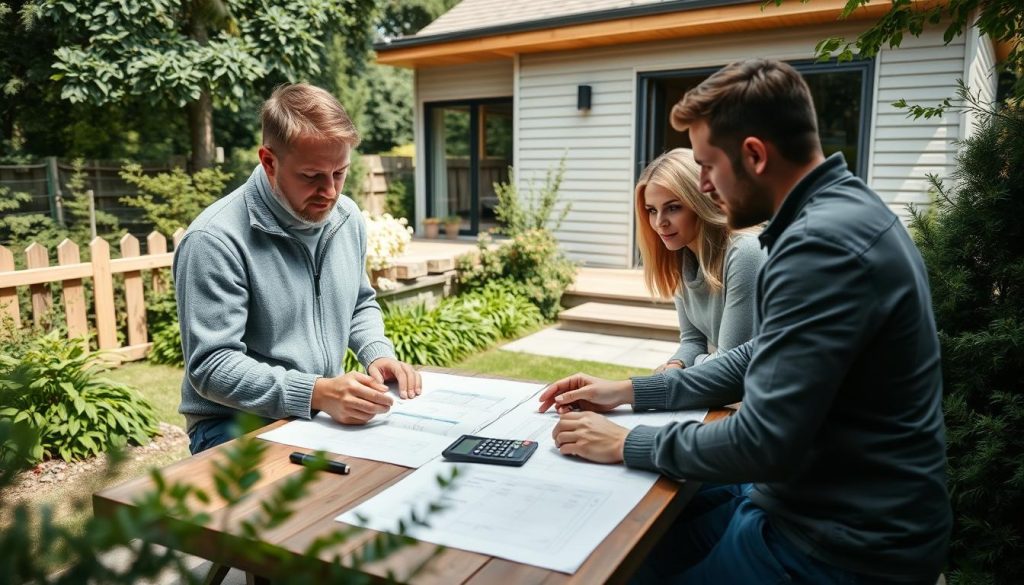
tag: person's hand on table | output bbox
[538,372,634,414]
[368,357,422,399]
[312,372,393,424]
[654,359,684,374]
[552,412,629,464]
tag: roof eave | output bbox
[375,0,909,68]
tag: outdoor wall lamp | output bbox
[577,85,592,111]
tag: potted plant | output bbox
[444,215,461,239]
[364,211,413,288]
[422,217,440,239]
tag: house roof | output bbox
[416,0,668,37]
[374,0,900,67]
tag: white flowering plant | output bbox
[363,211,413,273]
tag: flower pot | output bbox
[445,222,461,240]
[423,221,440,239]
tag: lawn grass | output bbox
[104,362,186,428]
[452,348,650,383]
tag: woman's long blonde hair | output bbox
[635,148,731,299]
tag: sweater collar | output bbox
[759,153,848,251]
[244,165,349,236]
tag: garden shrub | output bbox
[457,230,576,320]
[344,284,544,371]
[146,286,183,367]
[119,163,230,236]
[458,156,576,320]
[0,331,159,465]
[909,94,1024,584]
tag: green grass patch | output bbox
[104,362,185,429]
[451,348,650,383]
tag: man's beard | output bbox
[724,165,773,230]
[271,183,333,228]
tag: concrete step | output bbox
[558,301,679,342]
[563,267,672,308]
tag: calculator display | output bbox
[451,437,481,455]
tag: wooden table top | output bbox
[93,371,731,584]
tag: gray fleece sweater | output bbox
[174,166,396,433]
[670,234,765,366]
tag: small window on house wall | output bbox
[426,98,513,235]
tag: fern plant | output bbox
[0,331,159,464]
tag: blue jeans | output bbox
[188,415,273,454]
[631,483,904,585]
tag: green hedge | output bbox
[346,281,544,371]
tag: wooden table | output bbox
[94,372,731,584]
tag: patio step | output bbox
[563,267,672,308]
[558,301,680,342]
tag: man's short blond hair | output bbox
[261,83,360,151]
[671,59,819,165]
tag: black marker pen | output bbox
[289,451,351,475]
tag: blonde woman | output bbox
[635,148,765,372]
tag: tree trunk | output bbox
[187,91,214,171]
[187,5,214,171]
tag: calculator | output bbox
[442,435,538,466]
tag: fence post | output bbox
[47,156,65,227]
[57,239,89,347]
[25,242,51,328]
[120,234,148,349]
[147,231,168,294]
[0,246,20,329]
[87,189,97,239]
[90,238,117,350]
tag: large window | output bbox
[426,99,513,235]
[636,59,875,180]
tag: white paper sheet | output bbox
[257,372,543,468]
[338,396,707,573]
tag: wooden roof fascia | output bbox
[376,0,902,68]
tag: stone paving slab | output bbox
[501,327,679,370]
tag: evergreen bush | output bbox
[119,163,229,236]
[0,331,159,465]
[909,93,1024,584]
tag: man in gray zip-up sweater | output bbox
[540,60,950,583]
[176,84,419,454]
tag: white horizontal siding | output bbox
[417,60,514,102]
[871,31,965,220]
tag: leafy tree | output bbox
[908,92,1024,585]
[26,0,377,170]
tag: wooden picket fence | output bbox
[0,228,184,361]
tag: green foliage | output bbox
[0,159,121,254]
[767,0,1023,117]
[458,231,576,320]
[119,163,229,235]
[0,416,458,584]
[345,284,544,371]
[0,331,159,465]
[146,287,184,367]
[908,94,1024,584]
[492,155,571,236]
[384,172,415,221]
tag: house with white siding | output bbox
[375,0,1002,268]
